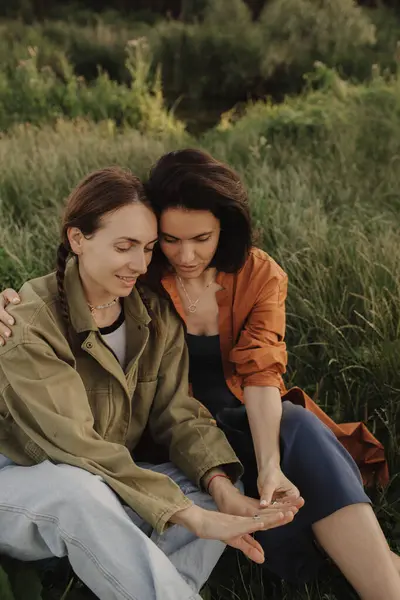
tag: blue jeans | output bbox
[0,459,225,600]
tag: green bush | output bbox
[203,0,252,26]
[0,42,184,135]
[0,18,153,86]
[42,20,130,82]
[42,18,154,82]
[0,3,398,111]
[258,0,376,85]
[151,0,398,107]
[153,0,264,105]
[206,64,400,172]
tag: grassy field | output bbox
[0,67,399,598]
[0,3,399,596]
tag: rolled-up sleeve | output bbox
[229,271,288,390]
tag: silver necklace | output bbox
[88,298,118,313]
[176,274,214,313]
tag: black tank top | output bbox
[186,334,240,418]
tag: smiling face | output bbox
[68,202,158,304]
[159,207,221,279]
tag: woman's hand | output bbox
[0,288,20,346]
[257,464,301,507]
[209,475,304,520]
[170,503,294,564]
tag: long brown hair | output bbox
[56,167,154,331]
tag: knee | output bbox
[280,401,329,441]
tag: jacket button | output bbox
[86,342,93,349]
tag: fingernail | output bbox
[260,500,267,507]
[8,319,14,325]
[12,298,19,304]
[4,331,10,337]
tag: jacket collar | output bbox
[64,258,151,335]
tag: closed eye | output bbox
[161,235,211,243]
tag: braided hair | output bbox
[55,242,71,331]
[136,283,159,334]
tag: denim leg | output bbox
[130,462,226,592]
[0,459,209,600]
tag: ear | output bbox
[67,227,85,255]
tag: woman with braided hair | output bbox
[0,167,300,600]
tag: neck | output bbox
[178,267,216,287]
[78,265,118,309]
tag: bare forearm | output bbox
[244,386,282,470]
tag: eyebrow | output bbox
[116,237,158,245]
[161,231,214,240]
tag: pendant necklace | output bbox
[176,274,214,313]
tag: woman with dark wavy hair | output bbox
[142,148,399,599]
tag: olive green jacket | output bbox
[0,259,241,532]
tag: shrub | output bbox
[153,0,264,105]
[206,64,400,173]
[151,0,393,107]
[258,0,376,94]
[0,42,184,135]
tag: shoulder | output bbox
[238,248,287,286]
[0,272,63,354]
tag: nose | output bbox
[179,242,196,265]
[129,250,148,275]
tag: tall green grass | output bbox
[0,68,399,600]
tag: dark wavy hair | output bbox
[144,148,252,279]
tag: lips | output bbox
[177,265,198,270]
[116,275,137,283]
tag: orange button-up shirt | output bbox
[162,247,288,401]
[162,247,389,488]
